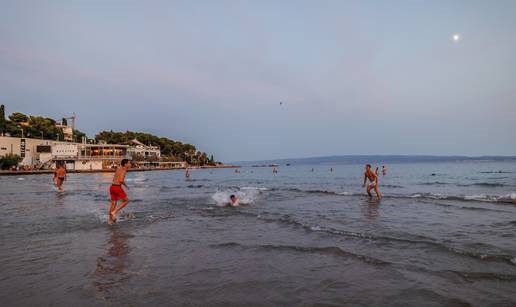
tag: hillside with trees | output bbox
[95,130,216,165]
[0,105,217,166]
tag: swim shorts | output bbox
[110,185,127,201]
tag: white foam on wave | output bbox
[408,192,516,203]
[337,191,354,196]
[212,187,262,206]
[125,178,148,182]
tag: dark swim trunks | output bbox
[109,185,127,201]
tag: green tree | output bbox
[0,104,6,135]
[9,112,29,123]
[94,130,214,164]
[0,153,22,170]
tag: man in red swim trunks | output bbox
[109,159,131,224]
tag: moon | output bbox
[452,33,461,43]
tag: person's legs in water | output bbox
[374,184,382,199]
[108,199,117,225]
[113,196,129,217]
[366,183,373,198]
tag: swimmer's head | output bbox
[229,194,237,203]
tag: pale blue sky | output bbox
[1,0,515,161]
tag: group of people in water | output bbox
[53,160,387,225]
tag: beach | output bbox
[1,160,515,306]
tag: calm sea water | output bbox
[1,161,516,306]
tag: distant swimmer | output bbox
[234,169,240,173]
[382,165,387,176]
[330,167,333,172]
[363,164,381,199]
[53,164,66,192]
[108,159,131,225]
[185,168,190,178]
[229,194,239,207]
[273,167,278,173]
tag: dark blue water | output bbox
[1,160,515,306]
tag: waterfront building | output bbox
[0,136,131,170]
[128,139,161,159]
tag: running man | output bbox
[108,159,131,224]
[363,164,381,199]
[53,164,67,192]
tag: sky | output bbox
[1,0,515,161]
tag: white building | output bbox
[0,136,75,168]
[128,139,161,159]
[0,136,131,170]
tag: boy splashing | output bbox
[108,159,131,224]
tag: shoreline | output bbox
[0,164,240,176]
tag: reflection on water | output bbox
[94,228,132,303]
[363,199,380,220]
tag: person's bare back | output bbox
[112,166,127,185]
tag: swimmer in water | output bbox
[363,164,381,199]
[53,164,66,192]
[382,165,387,176]
[185,168,190,178]
[108,159,131,225]
[229,194,239,207]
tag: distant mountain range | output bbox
[233,155,516,166]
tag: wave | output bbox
[381,184,404,188]
[211,186,263,206]
[447,270,516,282]
[408,192,516,204]
[420,181,449,186]
[186,184,204,188]
[457,182,507,187]
[480,171,512,174]
[210,242,388,266]
[274,187,516,204]
[253,214,516,267]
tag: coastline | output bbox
[0,164,240,176]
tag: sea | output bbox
[1,157,516,306]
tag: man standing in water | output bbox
[363,164,381,199]
[109,159,131,224]
[53,163,67,192]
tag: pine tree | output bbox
[0,104,5,136]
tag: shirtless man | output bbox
[363,164,381,199]
[108,159,131,224]
[53,164,67,192]
[382,165,387,176]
